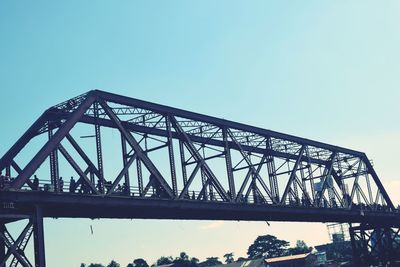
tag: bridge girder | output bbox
[0,89,397,215]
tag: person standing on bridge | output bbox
[0,172,4,189]
[59,177,64,192]
[69,176,76,193]
[32,175,39,191]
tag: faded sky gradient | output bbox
[0,1,399,267]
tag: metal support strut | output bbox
[350,223,400,266]
[0,207,46,267]
[33,207,45,267]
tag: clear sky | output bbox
[1,1,400,267]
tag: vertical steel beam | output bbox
[94,102,104,191]
[136,159,143,196]
[165,115,177,197]
[266,139,278,200]
[200,165,208,201]
[33,207,45,267]
[121,134,131,195]
[48,129,59,192]
[349,224,361,267]
[223,128,235,200]
[179,140,188,187]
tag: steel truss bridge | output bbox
[0,90,399,267]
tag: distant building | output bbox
[213,258,265,267]
[265,253,316,267]
[214,253,319,267]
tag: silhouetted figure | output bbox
[117,184,122,193]
[69,177,76,193]
[192,191,196,200]
[82,182,90,194]
[96,180,103,193]
[210,191,214,201]
[122,182,129,195]
[32,175,39,191]
[59,177,64,192]
[0,172,4,189]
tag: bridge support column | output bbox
[33,207,45,267]
[0,222,5,267]
[350,224,400,266]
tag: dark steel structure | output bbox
[0,90,399,266]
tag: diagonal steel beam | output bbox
[227,129,274,202]
[316,152,337,206]
[169,116,229,201]
[106,153,137,195]
[58,144,99,194]
[178,163,201,199]
[99,100,174,198]
[363,155,395,211]
[10,161,34,189]
[65,133,103,183]
[0,112,49,172]
[349,160,363,208]
[10,94,95,189]
[235,155,266,202]
[0,222,33,267]
[280,146,305,204]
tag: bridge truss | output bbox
[0,90,399,266]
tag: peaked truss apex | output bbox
[50,89,366,158]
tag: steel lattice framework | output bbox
[0,90,399,267]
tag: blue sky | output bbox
[1,1,400,266]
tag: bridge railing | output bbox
[4,177,393,214]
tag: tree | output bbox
[127,264,134,267]
[247,234,289,259]
[199,257,222,267]
[287,240,312,255]
[88,264,105,267]
[223,253,234,264]
[133,259,149,267]
[107,261,120,267]
[190,257,199,267]
[157,256,174,266]
[80,264,86,267]
[174,252,191,267]
[180,252,189,261]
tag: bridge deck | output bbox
[0,191,399,226]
